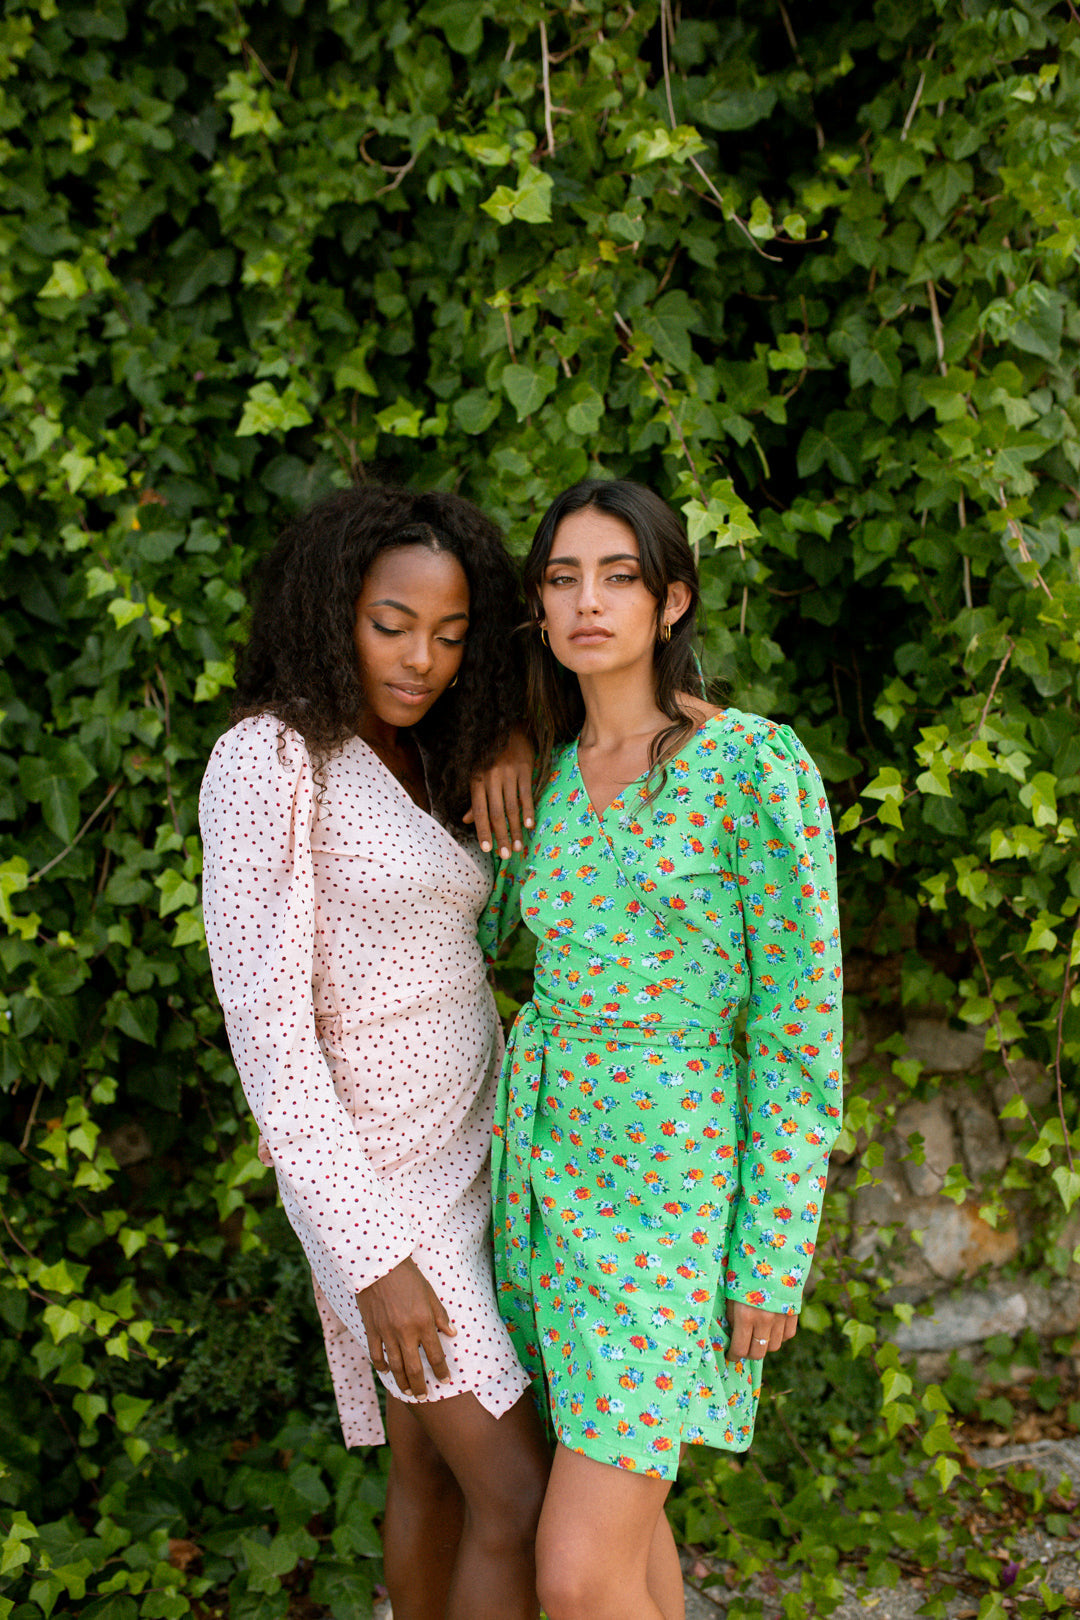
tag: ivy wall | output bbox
[1,1,1078,1615]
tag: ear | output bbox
[662,580,692,627]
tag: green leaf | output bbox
[501,363,557,421]
[309,1559,374,1618]
[19,743,98,842]
[236,382,313,438]
[423,0,484,54]
[639,290,699,374]
[842,1319,875,1357]
[1051,1167,1080,1213]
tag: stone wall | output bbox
[829,1014,1080,1359]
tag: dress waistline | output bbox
[515,988,719,1049]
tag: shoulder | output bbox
[695,710,830,829]
[201,715,314,814]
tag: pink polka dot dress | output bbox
[199,713,530,1446]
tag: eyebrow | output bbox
[544,554,640,567]
[370,598,469,623]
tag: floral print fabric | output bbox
[484,710,843,1478]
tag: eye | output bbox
[438,635,466,647]
[545,572,576,587]
[371,621,403,636]
[608,572,639,584]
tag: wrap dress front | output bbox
[485,709,843,1478]
[200,714,529,1446]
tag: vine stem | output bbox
[613,308,749,630]
[997,485,1053,599]
[658,0,780,261]
[969,927,1027,1109]
[539,16,556,157]
[28,782,120,884]
[973,637,1015,737]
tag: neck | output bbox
[576,667,666,751]
[356,708,400,754]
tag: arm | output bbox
[724,728,844,1333]
[200,720,445,1388]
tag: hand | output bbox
[357,1258,457,1399]
[463,728,536,858]
[725,1298,797,1362]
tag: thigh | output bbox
[389,1387,550,1512]
[538,1443,672,1578]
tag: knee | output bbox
[536,1552,604,1620]
[468,1459,546,1555]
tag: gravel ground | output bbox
[372,1440,1080,1618]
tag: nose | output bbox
[576,571,602,614]
[402,634,434,673]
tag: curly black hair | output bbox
[231,483,526,821]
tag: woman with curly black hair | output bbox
[199,484,548,1620]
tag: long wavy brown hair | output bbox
[522,479,704,796]
[232,483,526,820]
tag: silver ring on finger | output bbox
[756,1337,769,1345]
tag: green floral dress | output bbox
[482,710,843,1479]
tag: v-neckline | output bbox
[353,735,479,874]
[572,712,725,823]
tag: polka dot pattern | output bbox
[199,714,529,1446]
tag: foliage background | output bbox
[1,0,1079,1615]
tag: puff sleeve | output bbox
[199,716,417,1325]
[723,724,843,1314]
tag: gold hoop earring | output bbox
[539,624,549,648]
[448,675,458,688]
[660,621,672,643]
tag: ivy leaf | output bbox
[501,363,557,421]
[639,290,700,374]
[19,742,97,842]
[423,0,485,54]
[309,1559,374,1619]
[1051,1167,1080,1212]
[236,382,313,438]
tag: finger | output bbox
[781,1314,798,1344]
[503,777,524,851]
[359,1312,389,1370]
[421,1327,453,1386]
[725,1308,752,1363]
[517,768,535,833]
[399,1346,430,1400]
[468,780,494,853]
[487,782,513,859]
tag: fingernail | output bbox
[481,840,491,852]
[499,846,510,859]
[525,818,534,829]
[513,839,523,851]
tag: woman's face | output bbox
[538,507,685,677]
[353,545,469,728]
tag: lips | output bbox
[569,628,613,643]
[386,683,434,705]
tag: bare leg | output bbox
[383,1397,465,1620]
[536,1443,680,1620]
[391,1388,550,1620]
[647,1509,685,1620]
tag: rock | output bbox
[902,1017,987,1073]
[917,1199,1019,1281]
[957,1096,1008,1179]
[895,1097,956,1196]
[1022,1277,1080,1338]
[892,1282,1029,1351]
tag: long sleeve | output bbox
[723,725,843,1314]
[476,842,528,966]
[199,717,416,1319]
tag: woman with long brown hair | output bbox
[485,479,844,1620]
